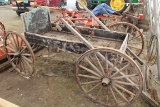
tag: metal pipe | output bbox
[76,0,110,31]
[153,0,160,80]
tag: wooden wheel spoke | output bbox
[105,87,109,103]
[111,74,138,80]
[79,65,101,77]
[18,59,23,72]
[112,85,129,102]
[95,86,103,100]
[105,53,109,76]
[94,54,105,76]
[20,46,27,53]
[81,80,101,85]
[10,57,16,62]
[21,58,31,74]
[85,58,103,76]
[9,39,17,51]
[109,86,118,104]
[15,58,19,67]
[127,45,141,50]
[113,83,136,96]
[11,33,19,49]
[7,52,15,55]
[128,41,142,44]
[19,40,24,50]
[113,80,139,87]
[22,53,32,57]
[21,57,32,71]
[87,83,101,93]
[16,34,19,47]
[78,74,100,79]
[22,56,32,63]
[129,36,141,41]
[111,63,130,77]
[6,46,16,52]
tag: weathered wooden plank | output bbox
[0,98,19,107]
[51,23,126,40]
[25,32,89,54]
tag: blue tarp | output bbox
[92,3,116,16]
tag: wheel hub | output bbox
[14,52,21,57]
[102,78,110,86]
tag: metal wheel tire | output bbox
[107,22,144,56]
[0,22,6,39]
[76,48,143,107]
[4,31,35,78]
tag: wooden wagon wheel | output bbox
[76,48,143,107]
[0,22,6,39]
[107,22,144,56]
[4,31,35,78]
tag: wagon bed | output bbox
[21,7,127,54]
[25,29,125,54]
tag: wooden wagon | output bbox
[2,7,144,107]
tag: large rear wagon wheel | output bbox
[107,22,144,56]
[76,48,143,107]
[4,31,35,78]
[106,0,130,13]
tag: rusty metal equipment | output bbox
[50,1,149,32]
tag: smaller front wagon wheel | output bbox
[4,31,35,78]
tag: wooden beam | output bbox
[0,98,19,107]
